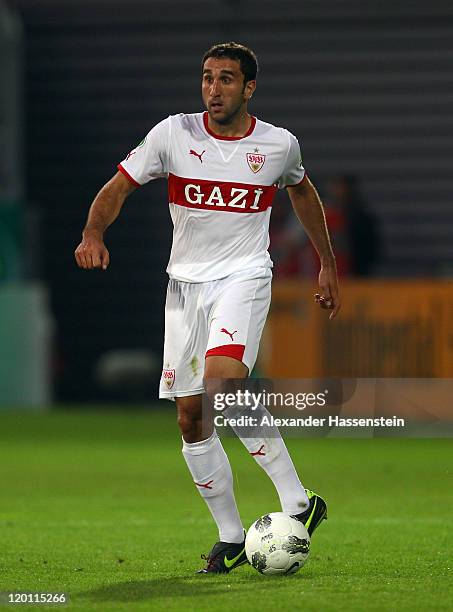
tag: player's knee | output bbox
[177,413,202,442]
[203,376,224,403]
[176,397,203,442]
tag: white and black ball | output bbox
[245,512,310,576]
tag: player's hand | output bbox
[74,231,110,270]
[315,262,341,320]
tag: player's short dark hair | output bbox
[202,42,258,83]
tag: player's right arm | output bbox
[74,171,137,270]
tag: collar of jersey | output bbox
[203,112,256,141]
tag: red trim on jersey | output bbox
[206,344,245,362]
[168,173,277,213]
[117,163,141,187]
[203,112,256,140]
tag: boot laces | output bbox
[200,552,220,571]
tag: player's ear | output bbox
[244,79,256,100]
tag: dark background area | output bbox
[7,0,453,401]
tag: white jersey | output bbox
[118,112,305,282]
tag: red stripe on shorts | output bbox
[205,344,245,362]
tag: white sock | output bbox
[182,430,244,544]
[229,404,309,515]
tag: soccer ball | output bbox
[245,512,310,575]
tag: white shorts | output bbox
[159,267,272,399]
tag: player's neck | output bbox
[206,110,252,138]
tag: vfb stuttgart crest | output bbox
[162,368,175,390]
[246,152,266,173]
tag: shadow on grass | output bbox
[79,574,293,603]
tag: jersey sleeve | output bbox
[117,117,171,187]
[277,130,306,189]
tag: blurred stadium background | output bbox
[1,0,453,407]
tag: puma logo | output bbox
[194,480,213,490]
[190,149,206,163]
[221,328,237,342]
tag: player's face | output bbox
[202,57,256,125]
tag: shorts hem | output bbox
[159,386,205,400]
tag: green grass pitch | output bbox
[0,409,452,611]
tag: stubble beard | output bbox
[208,98,246,126]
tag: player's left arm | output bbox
[287,176,341,319]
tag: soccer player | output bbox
[75,42,340,574]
